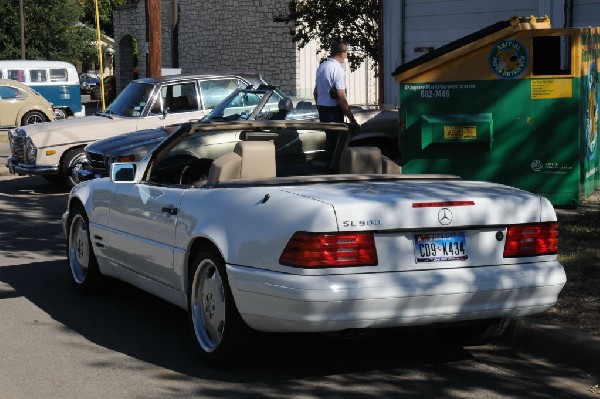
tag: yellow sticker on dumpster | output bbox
[444,126,477,139]
[531,79,572,99]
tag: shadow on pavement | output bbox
[0,176,68,259]
[0,257,590,398]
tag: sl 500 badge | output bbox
[342,220,382,227]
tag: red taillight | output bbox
[503,222,559,257]
[280,232,378,268]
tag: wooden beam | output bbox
[147,0,162,78]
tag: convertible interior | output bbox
[146,126,402,188]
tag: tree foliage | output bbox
[78,0,129,37]
[274,0,380,74]
[0,0,96,64]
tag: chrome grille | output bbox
[8,129,26,161]
[85,149,107,172]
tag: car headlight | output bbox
[24,137,37,164]
[9,128,27,157]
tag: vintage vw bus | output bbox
[0,60,84,119]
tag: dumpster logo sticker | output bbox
[489,40,528,79]
[585,62,598,160]
[531,160,573,175]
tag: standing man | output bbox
[314,40,360,161]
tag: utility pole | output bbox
[19,0,25,59]
[147,0,162,78]
[171,0,179,68]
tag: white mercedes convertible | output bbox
[62,120,566,366]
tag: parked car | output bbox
[79,73,100,94]
[63,119,566,367]
[0,79,56,156]
[77,86,399,182]
[6,73,273,187]
[0,79,55,128]
[90,75,116,104]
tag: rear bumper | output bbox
[227,261,566,333]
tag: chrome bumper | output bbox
[6,156,60,175]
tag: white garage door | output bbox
[572,0,600,27]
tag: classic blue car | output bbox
[79,73,100,94]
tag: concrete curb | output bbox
[507,318,600,375]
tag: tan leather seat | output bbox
[207,140,276,184]
[340,146,401,174]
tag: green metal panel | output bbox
[420,114,493,150]
[399,79,581,205]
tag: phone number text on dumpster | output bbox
[403,84,476,99]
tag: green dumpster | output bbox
[393,16,599,206]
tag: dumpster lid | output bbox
[392,16,551,77]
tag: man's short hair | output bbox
[331,40,349,56]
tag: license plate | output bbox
[414,232,468,263]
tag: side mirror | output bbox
[111,163,136,183]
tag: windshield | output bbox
[106,82,155,117]
[202,89,284,122]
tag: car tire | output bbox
[67,204,105,294]
[61,148,87,189]
[188,247,253,367]
[21,110,47,125]
[439,318,510,346]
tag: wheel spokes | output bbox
[69,215,89,283]
[192,259,227,352]
[202,270,225,344]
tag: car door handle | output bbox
[161,206,178,216]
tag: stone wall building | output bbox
[113,0,297,95]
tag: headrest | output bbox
[234,140,276,179]
[278,98,293,112]
[340,146,383,174]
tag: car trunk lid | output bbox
[279,179,555,272]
